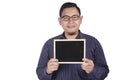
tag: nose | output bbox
[68,17,74,23]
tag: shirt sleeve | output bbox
[87,40,109,80]
[36,41,52,80]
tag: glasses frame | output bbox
[61,15,80,21]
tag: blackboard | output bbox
[54,39,86,64]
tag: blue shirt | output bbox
[36,31,109,80]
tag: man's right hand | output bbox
[46,58,59,74]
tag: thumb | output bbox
[82,58,91,63]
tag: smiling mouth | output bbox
[67,24,75,28]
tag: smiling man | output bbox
[36,2,109,80]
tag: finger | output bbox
[48,61,59,68]
[48,65,59,72]
[82,58,93,63]
[81,64,87,70]
[81,62,92,68]
[48,59,59,65]
[49,58,58,62]
[48,66,58,70]
[81,64,92,72]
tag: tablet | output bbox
[54,39,86,64]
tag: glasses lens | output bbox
[72,15,80,20]
[61,15,80,21]
[61,15,70,21]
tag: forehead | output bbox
[61,7,79,16]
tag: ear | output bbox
[80,16,83,24]
[80,16,83,20]
[58,17,62,25]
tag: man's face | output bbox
[59,7,83,35]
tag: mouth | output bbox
[67,24,75,28]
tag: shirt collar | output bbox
[59,30,83,39]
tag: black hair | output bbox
[59,2,81,17]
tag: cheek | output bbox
[61,22,67,27]
[76,20,82,26]
[61,23,68,30]
[79,19,82,24]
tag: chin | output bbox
[67,29,79,35]
[67,31,76,35]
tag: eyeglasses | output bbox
[61,15,80,21]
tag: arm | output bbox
[36,41,52,80]
[82,40,109,80]
[36,41,59,80]
[89,41,109,80]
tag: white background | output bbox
[0,0,120,80]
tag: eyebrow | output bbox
[61,14,80,18]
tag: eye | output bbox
[61,15,70,21]
[72,15,80,20]
[61,15,80,21]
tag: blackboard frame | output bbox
[54,39,86,64]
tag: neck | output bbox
[65,31,79,39]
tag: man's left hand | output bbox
[81,58,94,74]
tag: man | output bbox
[36,2,109,80]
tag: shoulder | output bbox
[81,33,104,51]
[81,33,97,40]
[44,34,63,45]
[81,32,101,45]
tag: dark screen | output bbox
[55,41,84,62]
